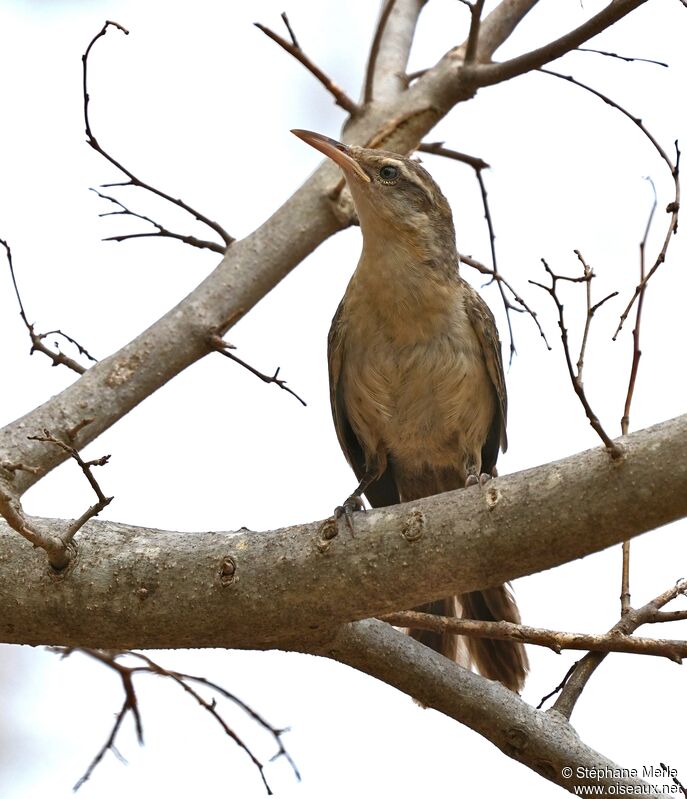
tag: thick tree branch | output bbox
[313,620,662,797]
[475,0,541,62]
[471,0,649,87]
[1,414,686,649]
[364,0,425,103]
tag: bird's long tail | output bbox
[409,585,528,692]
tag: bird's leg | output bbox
[335,469,378,534]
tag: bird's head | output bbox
[292,129,457,257]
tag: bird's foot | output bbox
[465,472,493,488]
[334,494,365,535]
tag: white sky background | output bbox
[1,0,686,797]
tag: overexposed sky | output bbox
[1,1,686,797]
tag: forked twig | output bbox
[537,68,680,341]
[552,579,687,719]
[27,429,113,546]
[2,238,97,374]
[418,142,550,359]
[619,182,658,615]
[83,22,233,249]
[53,648,299,794]
[92,189,225,253]
[209,335,307,407]
[530,257,621,456]
[254,20,358,114]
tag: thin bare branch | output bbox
[280,12,300,49]
[621,541,632,614]
[254,22,359,114]
[93,189,226,254]
[382,610,687,659]
[573,250,618,384]
[209,335,307,406]
[83,22,233,248]
[621,180,657,437]
[418,141,488,171]
[553,579,687,719]
[27,429,113,547]
[530,258,621,456]
[1,238,95,374]
[533,70,680,341]
[575,46,668,68]
[61,648,298,794]
[418,142,549,360]
[460,253,550,351]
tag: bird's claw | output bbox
[334,494,365,535]
[465,472,493,488]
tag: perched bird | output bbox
[293,129,528,692]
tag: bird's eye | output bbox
[379,165,399,183]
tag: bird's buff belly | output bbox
[342,344,495,471]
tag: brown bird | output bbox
[293,129,528,692]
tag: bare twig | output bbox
[209,335,307,406]
[280,12,300,49]
[58,648,298,794]
[575,46,668,68]
[27,429,113,546]
[92,189,226,253]
[530,258,621,456]
[382,610,687,660]
[2,238,96,374]
[418,141,488,171]
[83,22,233,248]
[536,661,580,710]
[254,21,358,114]
[619,182,657,616]
[535,69,680,340]
[553,579,687,719]
[364,0,397,103]
[621,180,657,437]
[419,142,549,359]
[573,250,618,384]
[621,541,632,615]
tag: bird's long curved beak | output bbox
[292,129,371,183]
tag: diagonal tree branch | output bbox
[254,21,359,114]
[475,0,541,62]
[312,620,663,797]
[471,0,649,87]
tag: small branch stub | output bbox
[316,518,339,552]
[401,509,426,542]
[220,556,237,585]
